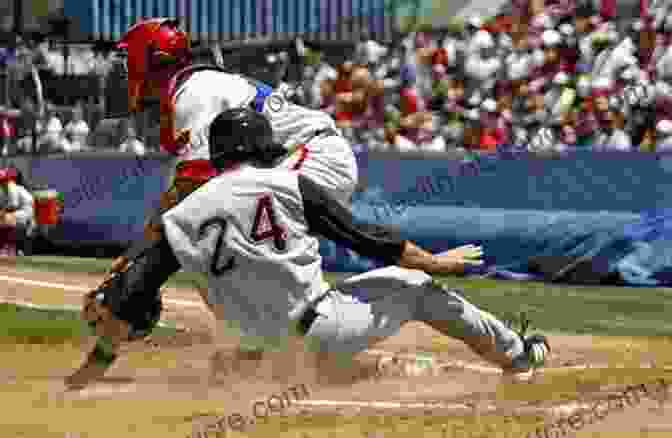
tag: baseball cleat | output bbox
[523,334,551,368]
[504,313,551,381]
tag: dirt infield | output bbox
[0,265,670,437]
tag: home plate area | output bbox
[61,333,664,419]
[60,342,670,436]
[1,267,667,429]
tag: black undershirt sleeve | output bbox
[123,199,172,261]
[298,175,406,265]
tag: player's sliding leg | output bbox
[301,266,550,378]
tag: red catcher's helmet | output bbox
[117,18,191,113]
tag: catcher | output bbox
[67,108,550,388]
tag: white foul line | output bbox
[291,399,593,416]
[294,399,476,410]
[0,274,204,308]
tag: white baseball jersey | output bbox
[161,165,402,340]
[162,165,325,339]
[168,67,357,204]
[171,68,337,158]
[170,70,253,162]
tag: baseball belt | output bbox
[294,280,333,336]
[296,305,321,336]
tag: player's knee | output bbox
[351,266,431,283]
[387,266,433,287]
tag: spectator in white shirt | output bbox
[36,105,64,153]
[655,120,672,151]
[312,61,337,109]
[117,119,145,155]
[594,97,632,151]
[15,98,37,153]
[355,31,388,69]
[63,103,90,152]
[0,168,34,256]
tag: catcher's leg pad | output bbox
[87,235,181,341]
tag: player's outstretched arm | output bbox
[299,175,482,275]
[396,241,483,275]
[67,234,181,389]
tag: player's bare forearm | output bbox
[398,241,466,275]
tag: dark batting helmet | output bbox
[208,108,286,170]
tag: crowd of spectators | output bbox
[0,98,139,155]
[289,0,672,153]
[6,0,672,154]
[0,34,147,156]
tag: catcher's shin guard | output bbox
[86,234,181,341]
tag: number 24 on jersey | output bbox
[201,194,288,277]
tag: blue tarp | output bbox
[320,150,672,287]
[476,208,672,286]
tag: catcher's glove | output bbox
[83,235,181,341]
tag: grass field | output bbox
[0,303,181,345]
[7,255,672,337]
[1,256,671,438]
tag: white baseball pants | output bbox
[304,266,529,369]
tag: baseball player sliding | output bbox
[67,107,550,388]
[69,17,357,385]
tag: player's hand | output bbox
[436,253,483,269]
[441,244,483,262]
[426,256,481,276]
[400,241,483,275]
[429,245,484,275]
